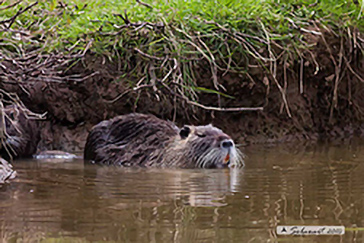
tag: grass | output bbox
[1,0,362,54]
[1,0,364,111]
[1,0,362,48]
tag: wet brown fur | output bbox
[84,113,243,168]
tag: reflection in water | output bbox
[0,142,364,242]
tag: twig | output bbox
[136,0,153,9]
[202,19,268,44]
[0,1,38,29]
[114,10,130,25]
[67,71,100,83]
[0,0,22,11]
[286,17,322,36]
[345,57,364,82]
[0,28,30,35]
[81,39,93,57]
[105,83,153,103]
[180,38,219,88]
[222,41,232,77]
[330,43,343,122]
[197,34,219,90]
[161,82,263,112]
[300,56,304,94]
[260,21,291,117]
[134,47,165,61]
[322,28,343,123]
[186,100,264,112]
[0,100,15,160]
[160,58,177,83]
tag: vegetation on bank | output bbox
[0,0,364,113]
[1,0,363,50]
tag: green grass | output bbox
[1,0,362,52]
[1,0,363,109]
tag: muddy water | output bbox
[1,142,364,242]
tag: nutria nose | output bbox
[221,139,234,148]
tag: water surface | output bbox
[1,142,364,242]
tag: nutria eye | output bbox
[196,133,206,138]
[179,126,190,139]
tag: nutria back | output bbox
[84,113,243,168]
[84,113,179,166]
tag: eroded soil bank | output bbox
[1,29,364,152]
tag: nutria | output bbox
[84,113,243,168]
[0,106,40,160]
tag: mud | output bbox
[1,31,364,152]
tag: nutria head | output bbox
[165,124,243,168]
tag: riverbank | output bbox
[1,0,364,151]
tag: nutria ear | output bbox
[179,126,190,139]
